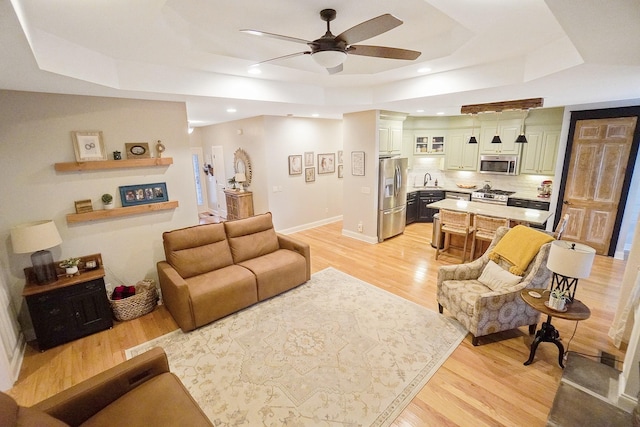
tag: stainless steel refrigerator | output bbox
[378,157,408,242]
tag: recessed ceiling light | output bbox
[416,109,424,113]
[248,66,261,75]
[311,113,319,117]
[418,67,432,73]
[436,112,445,115]
[227,108,237,113]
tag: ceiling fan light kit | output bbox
[241,8,421,74]
[312,50,347,68]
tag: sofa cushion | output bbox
[187,265,258,327]
[163,223,234,279]
[0,392,69,427]
[224,212,279,263]
[238,249,308,300]
[80,373,211,427]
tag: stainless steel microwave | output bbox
[479,154,519,175]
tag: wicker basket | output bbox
[109,279,158,321]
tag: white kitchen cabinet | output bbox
[445,129,479,171]
[414,131,446,155]
[479,119,522,155]
[379,117,404,156]
[520,127,560,175]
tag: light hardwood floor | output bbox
[8,221,628,426]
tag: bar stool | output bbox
[470,214,510,259]
[435,209,474,263]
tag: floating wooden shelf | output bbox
[55,157,173,172]
[66,201,179,223]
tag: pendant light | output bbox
[515,110,528,143]
[468,114,478,144]
[491,112,502,144]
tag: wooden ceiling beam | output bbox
[460,98,544,114]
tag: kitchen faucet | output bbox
[423,172,432,187]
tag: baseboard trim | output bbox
[277,216,343,235]
[341,229,378,244]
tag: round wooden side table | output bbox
[520,288,591,368]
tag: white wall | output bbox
[342,110,379,243]
[0,90,199,338]
[199,116,344,232]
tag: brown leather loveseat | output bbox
[1,347,212,426]
[157,212,311,332]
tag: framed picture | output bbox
[304,151,314,167]
[288,155,303,175]
[72,131,107,162]
[351,151,365,176]
[338,150,343,164]
[119,182,168,207]
[125,142,151,159]
[318,153,335,174]
[305,167,315,183]
[338,164,344,178]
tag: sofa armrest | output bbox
[277,234,311,281]
[157,261,195,332]
[34,347,169,426]
[437,256,488,287]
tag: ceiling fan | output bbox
[240,9,421,74]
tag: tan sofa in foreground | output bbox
[1,347,212,426]
[157,212,311,332]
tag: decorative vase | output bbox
[104,202,114,210]
[65,266,78,275]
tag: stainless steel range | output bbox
[471,189,516,205]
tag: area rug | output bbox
[126,267,466,426]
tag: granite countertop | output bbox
[407,187,552,203]
[425,199,553,225]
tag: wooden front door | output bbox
[560,116,637,255]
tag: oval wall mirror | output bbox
[233,148,252,186]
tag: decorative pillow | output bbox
[478,260,522,291]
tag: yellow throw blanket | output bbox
[488,225,554,276]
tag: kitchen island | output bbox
[426,199,553,226]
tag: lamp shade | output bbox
[468,136,478,144]
[546,240,595,278]
[11,220,62,254]
[312,50,347,68]
[235,173,247,183]
[515,134,528,143]
[491,135,502,144]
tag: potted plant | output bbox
[102,193,114,209]
[59,257,81,275]
[548,288,568,311]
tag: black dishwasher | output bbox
[418,190,444,223]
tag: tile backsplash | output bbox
[408,157,553,193]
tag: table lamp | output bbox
[235,172,247,192]
[546,240,596,302]
[11,220,62,284]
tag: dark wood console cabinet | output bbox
[22,254,113,350]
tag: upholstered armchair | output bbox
[437,226,553,346]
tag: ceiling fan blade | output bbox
[251,51,310,66]
[326,64,343,74]
[336,14,402,45]
[347,45,421,60]
[240,29,311,45]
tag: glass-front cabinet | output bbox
[414,132,446,155]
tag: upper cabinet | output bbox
[445,129,478,171]
[520,127,560,175]
[413,131,446,155]
[479,119,522,155]
[378,111,407,156]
